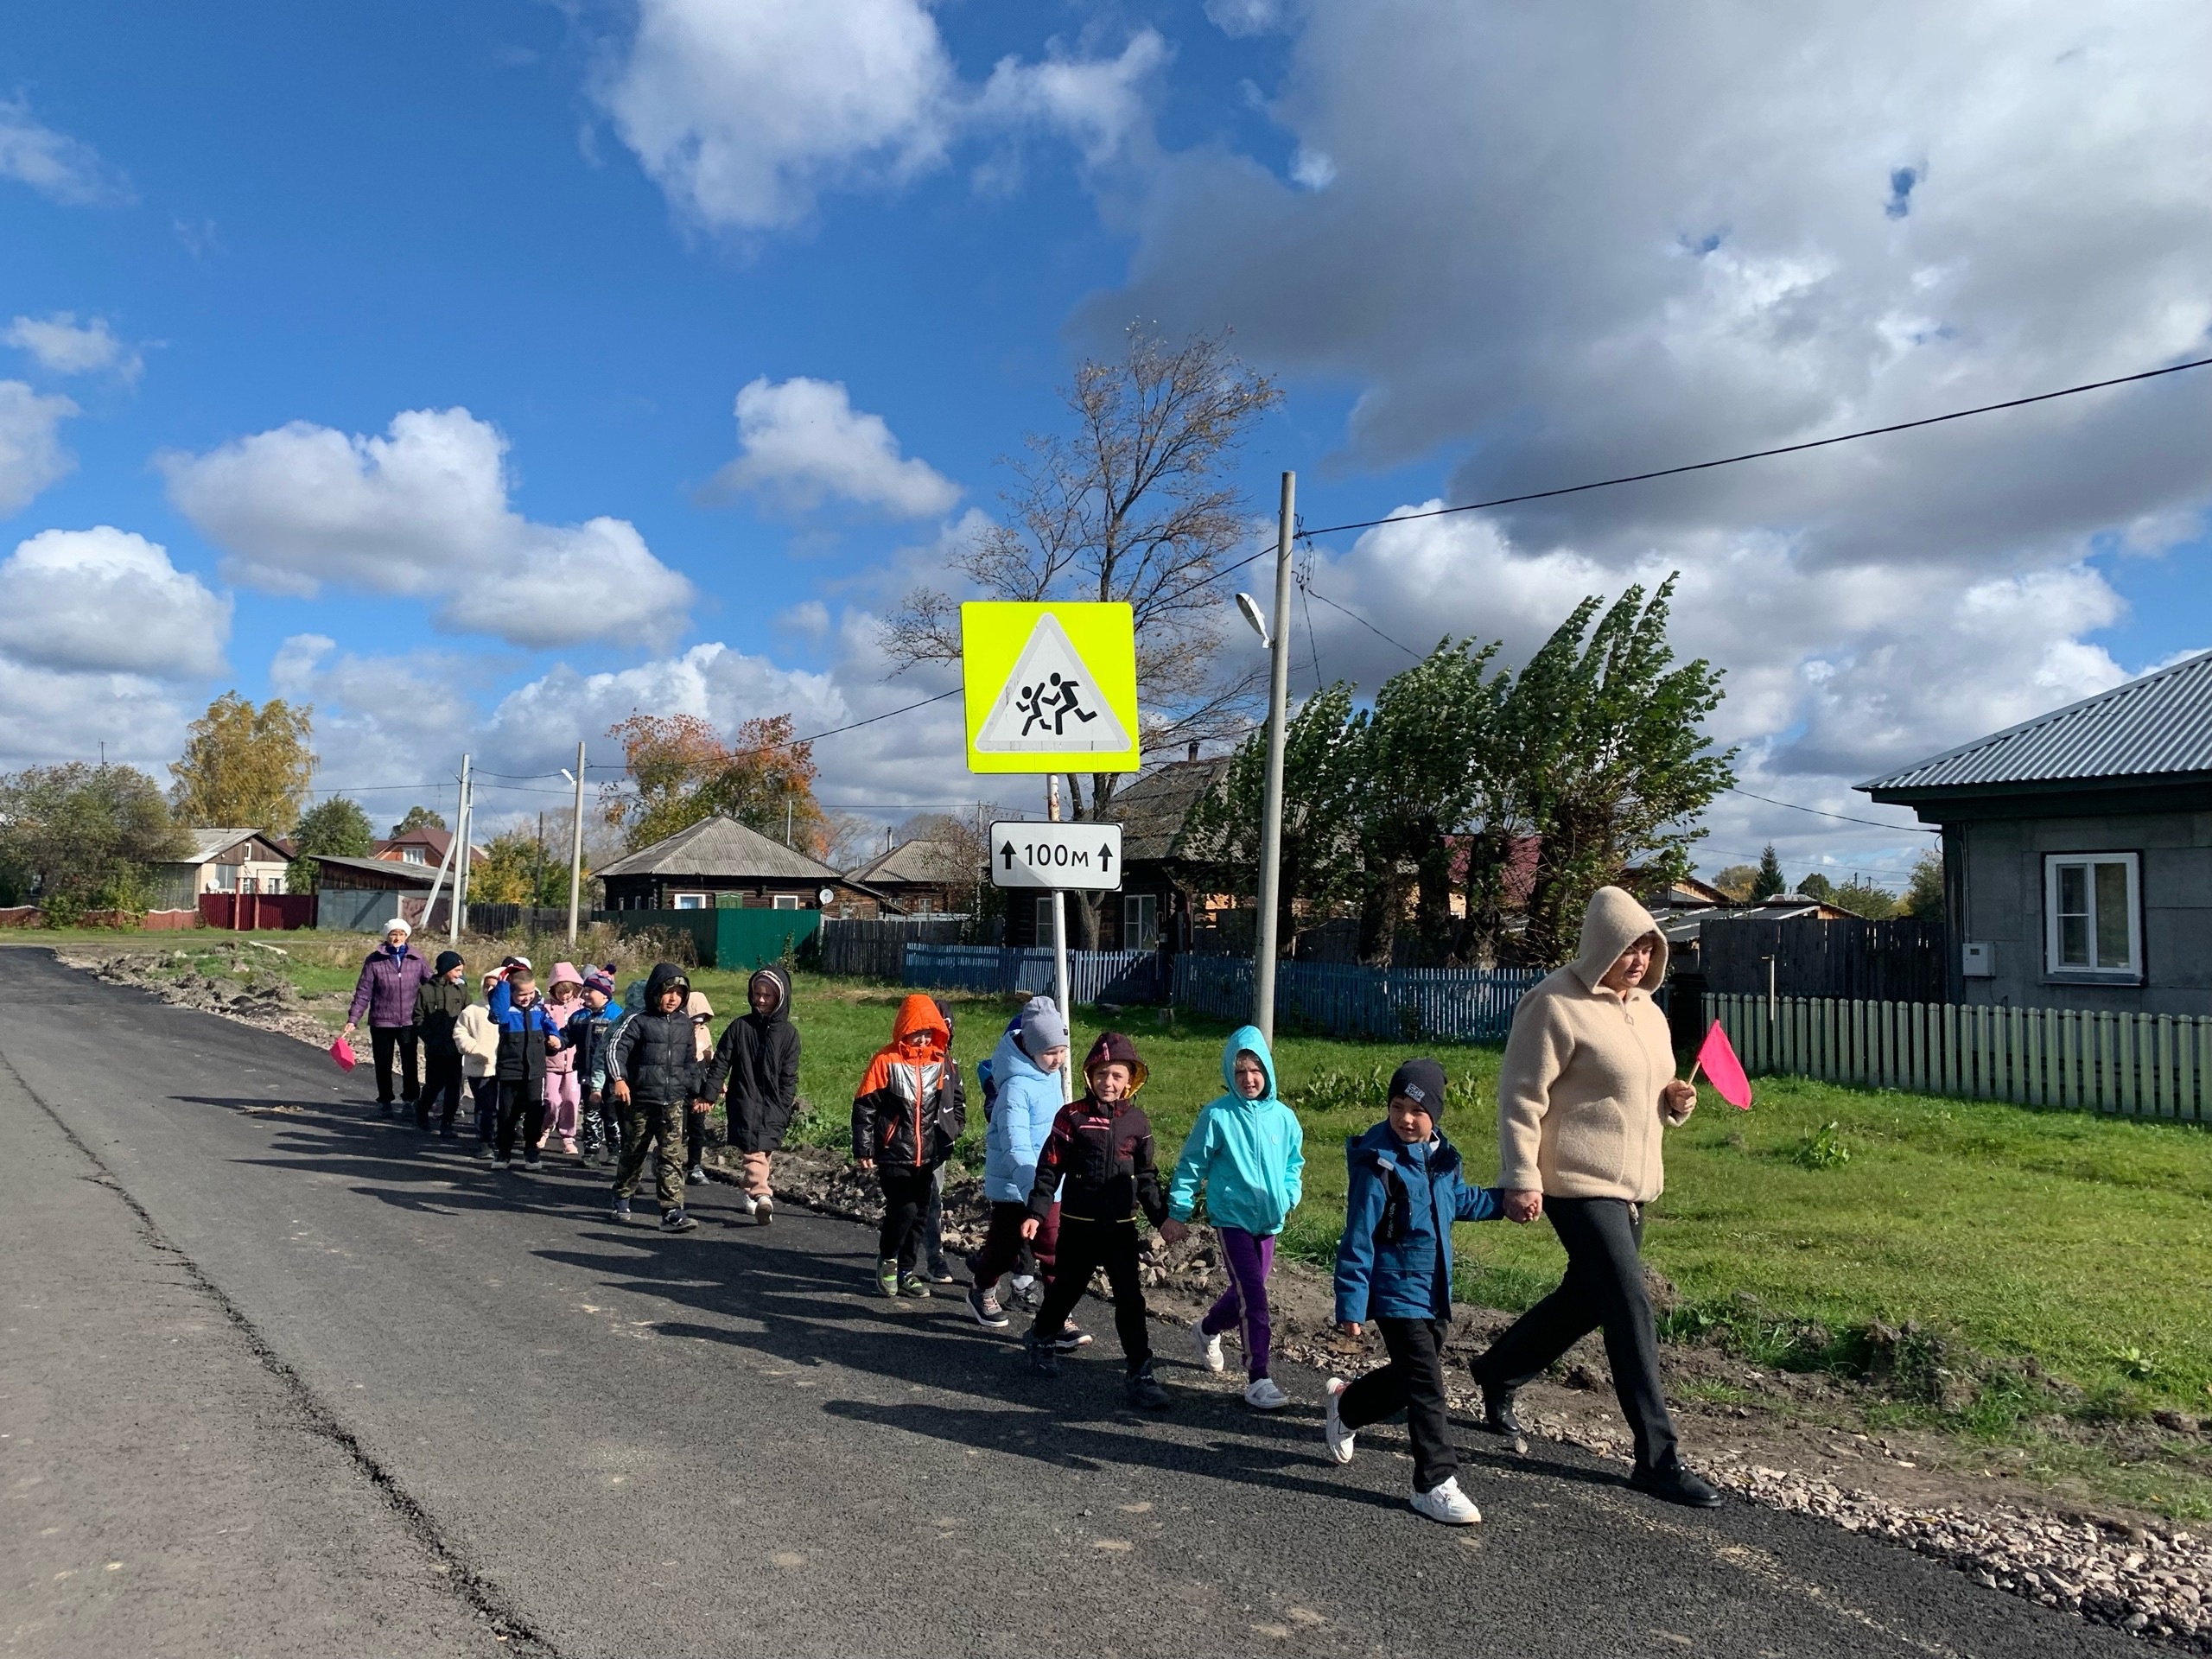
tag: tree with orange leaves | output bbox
[601,713,830,856]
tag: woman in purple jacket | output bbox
[342,918,433,1113]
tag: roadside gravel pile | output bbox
[63,948,336,1048]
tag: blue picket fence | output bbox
[905,944,1164,1004]
[1173,956,1546,1044]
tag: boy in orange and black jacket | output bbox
[1020,1030,1173,1410]
[853,994,966,1300]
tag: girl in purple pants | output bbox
[1161,1025,1305,1411]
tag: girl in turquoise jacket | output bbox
[1161,1025,1304,1409]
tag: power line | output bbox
[1724,785,1940,835]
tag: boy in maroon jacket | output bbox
[1020,1031,1172,1410]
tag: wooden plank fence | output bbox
[906,944,1163,1004]
[1710,991,2212,1120]
[1175,957,1545,1044]
[817,918,966,980]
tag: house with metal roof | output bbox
[595,814,891,916]
[842,837,976,917]
[150,829,295,911]
[1860,650,2212,1012]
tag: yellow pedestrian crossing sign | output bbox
[962,602,1141,773]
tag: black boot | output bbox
[1480,1383,1524,1438]
[1630,1461,1723,1508]
[1125,1361,1171,1412]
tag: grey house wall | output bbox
[1952,810,2212,1014]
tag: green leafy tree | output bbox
[1711,863,1758,902]
[1798,871,1836,902]
[391,804,447,836]
[473,827,568,907]
[1507,580,1737,968]
[1902,849,1945,921]
[168,692,316,834]
[602,713,825,855]
[291,797,376,893]
[1184,681,1370,950]
[1831,877,1901,919]
[1751,843,1787,900]
[0,764,186,920]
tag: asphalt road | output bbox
[0,948,2133,1658]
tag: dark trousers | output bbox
[1339,1317,1456,1491]
[684,1106,706,1172]
[417,1049,464,1129]
[369,1025,419,1104]
[922,1165,948,1268]
[471,1077,499,1146]
[495,1077,546,1160]
[1032,1215,1151,1372]
[969,1200,1058,1288]
[612,1099,686,1211]
[878,1165,936,1272]
[1472,1196,1679,1471]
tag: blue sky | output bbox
[3,1,2208,884]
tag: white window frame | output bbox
[671,892,710,911]
[1123,893,1159,950]
[2043,852,2141,981]
[772,893,801,911]
[402,846,427,864]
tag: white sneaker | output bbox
[1243,1376,1289,1411]
[1194,1323,1225,1373]
[1323,1377,1355,1464]
[741,1192,758,1217]
[1409,1476,1481,1526]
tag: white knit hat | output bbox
[385,917,412,937]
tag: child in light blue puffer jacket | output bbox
[1162,1024,1305,1410]
[963,997,1069,1328]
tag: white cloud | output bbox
[1084,1,2212,881]
[0,527,229,678]
[0,380,78,514]
[595,0,1163,231]
[714,376,959,517]
[1205,0,1285,37]
[0,96,129,207]
[0,657,194,772]
[161,407,695,647]
[5,313,142,381]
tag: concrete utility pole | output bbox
[1252,470,1295,1044]
[450,755,472,946]
[566,741,586,950]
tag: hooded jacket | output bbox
[541,963,586,1074]
[700,964,803,1154]
[1027,1031,1167,1227]
[454,999,501,1079]
[487,977,563,1084]
[1333,1122,1503,1324]
[565,995,626,1093]
[851,994,964,1169]
[982,1024,1065,1205]
[412,975,472,1056]
[1166,1026,1305,1237]
[1496,885,1686,1203]
[607,963,702,1104]
[348,942,431,1028]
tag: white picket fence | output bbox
[1709,991,2212,1121]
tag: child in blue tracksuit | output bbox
[1326,1058,1503,1526]
[569,969,626,1166]
[1161,1025,1304,1411]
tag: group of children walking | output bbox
[351,923,1510,1524]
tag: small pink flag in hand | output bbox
[1692,1020,1752,1109]
[329,1035,358,1071]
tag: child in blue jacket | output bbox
[1161,1025,1303,1411]
[963,997,1068,1328]
[1326,1058,1503,1526]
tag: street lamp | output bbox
[1246,473,1294,1043]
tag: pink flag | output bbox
[329,1035,358,1072]
[1694,1020,1752,1110]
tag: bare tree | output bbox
[881,323,1281,944]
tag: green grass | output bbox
[59,933,2212,1456]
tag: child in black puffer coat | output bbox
[607,962,704,1232]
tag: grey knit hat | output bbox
[1017,996,1069,1060]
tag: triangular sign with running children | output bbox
[962,603,1140,772]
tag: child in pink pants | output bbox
[539,963,587,1154]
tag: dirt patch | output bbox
[58,944,349,1048]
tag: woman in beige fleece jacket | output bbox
[1468,885,1720,1508]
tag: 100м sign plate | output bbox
[990,822,1123,892]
